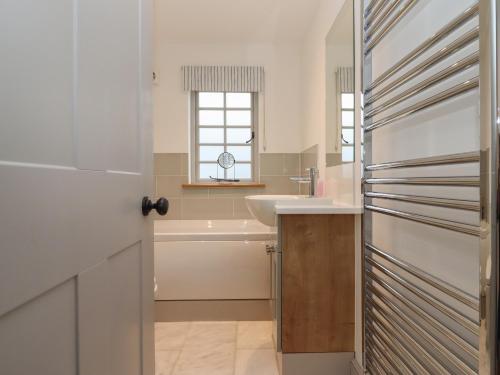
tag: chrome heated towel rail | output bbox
[362,0,498,374]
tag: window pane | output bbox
[199,110,224,126]
[199,128,224,144]
[226,93,251,108]
[341,93,354,109]
[199,163,224,179]
[342,110,354,127]
[227,110,251,126]
[234,163,252,179]
[227,128,251,144]
[199,146,224,162]
[199,92,223,108]
[342,129,354,145]
[342,146,354,162]
[227,146,252,162]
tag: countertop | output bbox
[275,201,363,215]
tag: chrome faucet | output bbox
[290,168,319,197]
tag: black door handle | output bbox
[142,197,169,216]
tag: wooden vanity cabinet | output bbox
[280,214,355,354]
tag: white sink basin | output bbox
[245,195,332,226]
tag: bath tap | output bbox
[289,168,319,197]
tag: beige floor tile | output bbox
[155,322,191,350]
[183,321,237,350]
[237,321,273,349]
[235,349,279,375]
[172,342,236,375]
[155,351,180,375]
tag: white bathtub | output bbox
[154,220,276,301]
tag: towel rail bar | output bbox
[364,78,479,132]
[366,243,479,309]
[365,0,401,40]
[365,152,479,171]
[366,295,477,375]
[366,308,448,374]
[364,176,480,186]
[365,0,418,54]
[366,270,479,360]
[365,192,480,211]
[365,4,479,93]
[365,0,389,28]
[365,52,479,119]
[366,318,430,374]
[366,256,480,334]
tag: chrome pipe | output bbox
[365,52,479,119]
[367,295,476,375]
[366,270,479,360]
[479,0,499,373]
[365,0,418,54]
[365,204,480,236]
[367,291,477,374]
[365,191,480,211]
[366,334,413,375]
[366,309,444,374]
[365,0,401,40]
[364,176,480,186]
[366,344,396,375]
[364,0,388,29]
[364,0,380,16]
[365,317,430,374]
[365,26,479,104]
[365,151,480,171]
[365,256,480,335]
[365,4,479,93]
[366,243,479,309]
[364,78,480,132]
[365,356,384,375]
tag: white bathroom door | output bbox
[0,0,155,375]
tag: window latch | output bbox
[245,131,255,144]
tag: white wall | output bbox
[153,42,303,154]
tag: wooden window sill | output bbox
[182,183,266,189]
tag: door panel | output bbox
[0,0,153,373]
[0,279,77,375]
[76,0,141,172]
[0,0,74,166]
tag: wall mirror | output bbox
[325,0,354,167]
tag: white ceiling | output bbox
[155,0,323,44]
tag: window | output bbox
[340,92,355,162]
[192,92,257,181]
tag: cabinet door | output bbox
[281,214,355,353]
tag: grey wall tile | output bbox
[261,176,300,195]
[208,187,263,198]
[259,154,285,176]
[233,199,253,219]
[154,153,186,176]
[156,175,188,198]
[180,154,189,176]
[283,154,300,176]
[181,198,234,220]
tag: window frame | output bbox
[340,92,355,163]
[190,91,259,182]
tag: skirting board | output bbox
[155,300,272,322]
[350,358,364,375]
[279,352,354,375]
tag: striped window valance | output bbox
[336,67,354,93]
[182,66,265,93]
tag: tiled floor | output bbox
[155,321,279,375]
